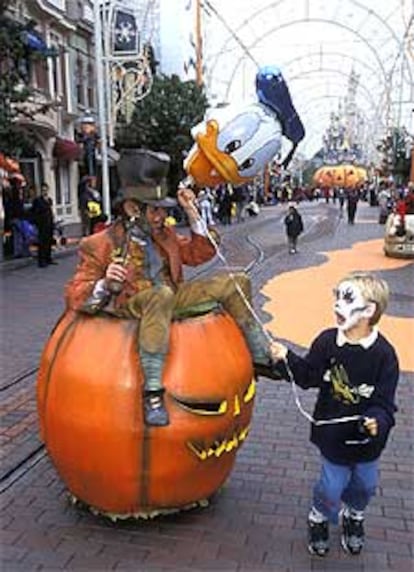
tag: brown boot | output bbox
[254,359,287,381]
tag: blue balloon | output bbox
[256,66,305,145]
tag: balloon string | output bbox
[186,197,266,333]
[184,195,363,427]
[283,359,362,426]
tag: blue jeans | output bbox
[313,456,379,524]
[12,219,31,258]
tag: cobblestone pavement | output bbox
[1,201,413,571]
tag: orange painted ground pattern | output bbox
[262,239,414,372]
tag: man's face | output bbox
[145,205,167,231]
[123,199,141,220]
[333,280,369,332]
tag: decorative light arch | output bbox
[206,0,411,88]
[203,0,413,160]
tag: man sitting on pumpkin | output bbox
[65,149,284,427]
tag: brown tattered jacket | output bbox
[65,221,218,311]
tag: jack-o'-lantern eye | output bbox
[171,396,228,416]
[243,378,256,403]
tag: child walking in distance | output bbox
[284,203,304,254]
[271,272,399,557]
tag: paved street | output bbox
[1,201,413,571]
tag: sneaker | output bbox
[307,518,329,557]
[341,509,364,555]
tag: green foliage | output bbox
[0,1,46,155]
[377,126,412,183]
[116,74,208,191]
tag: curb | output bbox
[0,240,80,273]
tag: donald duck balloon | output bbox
[184,65,305,187]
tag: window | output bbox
[49,33,62,99]
[87,61,95,108]
[76,56,85,106]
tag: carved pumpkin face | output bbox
[313,164,367,188]
[37,310,254,515]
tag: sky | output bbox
[200,0,414,160]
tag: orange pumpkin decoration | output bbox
[313,164,367,189]
[37,308,255,516]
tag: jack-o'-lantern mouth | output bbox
[170,379,256,417]
[186,425,251,461]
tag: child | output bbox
[284,203,303,254]
[271,272,399,557]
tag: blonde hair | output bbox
[338,271,389,325]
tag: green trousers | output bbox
[126,272,267,392]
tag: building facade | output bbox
[7,0,95,223]
[5,0,201,225]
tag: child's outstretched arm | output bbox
[269,331,331,389]
[270,341,288,362]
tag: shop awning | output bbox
[53,138,82,161]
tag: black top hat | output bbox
[117,149,176,206]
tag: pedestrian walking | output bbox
[31,183,56,267]
[233,184,248,223]
[346,187,359,224]
[284,203,304,254]
[218,184,233,225]
[78,175,102,235]
[197,187,215,226]
[8,177,31,258]
[337,187,346,216]
[270,272,399,557]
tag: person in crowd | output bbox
[78,175,102,235]
[346,187,359,224]
[78,175,90,236]
[337,187,346,216]
[9,177,31,258]
[233,184,248,223]
[270,272,399,557]
[404,181,414,214]
[1,181,13,256]
[284,202,304,254]
[31,183,56,267]
[218,184,233,225]
[197,187,215,226]
[65,151,284,428]
[377,184,393,224]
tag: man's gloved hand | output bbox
[105,260,127,294]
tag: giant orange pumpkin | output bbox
[37,308,255,516]
[313,164,367,189]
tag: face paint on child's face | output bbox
[333,281,369,332]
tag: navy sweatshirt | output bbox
[286,328,399,465]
